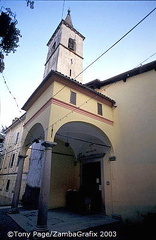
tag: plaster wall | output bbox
[49,139,79,208]
[49,103,114,145]
[10,78,115,214]
[44,23,84,82]
[56,23,83,82]
[0,173,27,205]
[24,84,54,126]
[57,45,83,82]
[98,70,156,220]
[52,81,113,122]
[47,101,115,214]
[44,49,59,77]
[0,118,28,202]
[61,24,83,57]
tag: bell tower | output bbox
[43,10,85,83]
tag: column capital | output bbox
[41,141,57,149]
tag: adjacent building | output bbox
[0,114,29,205]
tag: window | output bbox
[70,91,76,105]
[6,180,10,191]
[15,132,19,144]
[9,153,15,168]
[97,103,103,116]
[70,69,72,77]
[68,38,75,51]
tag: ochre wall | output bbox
[49,139,80,208]
[98,70,156,220]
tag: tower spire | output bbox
[64,9,73,27]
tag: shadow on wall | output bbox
[0,195,12,206]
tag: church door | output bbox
[81,161,102,212]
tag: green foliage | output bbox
[26,0,35,9]
[0,52,4,72]
[0,8,22,55]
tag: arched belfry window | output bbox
[68,38,76,51]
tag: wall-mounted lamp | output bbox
[109,156,116,161]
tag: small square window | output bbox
[70,91,76,105]
[97,103,103,116]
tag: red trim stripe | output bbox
[24,97,113,127]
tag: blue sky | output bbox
[0,0,156,127]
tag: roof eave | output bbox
[86,60,156,89]
[22,70,115,111]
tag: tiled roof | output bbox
[22,70,116,111]
[53,70,116,104]
[86,60,156,89]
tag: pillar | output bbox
[34,141,57,232]
[8,155,27,214]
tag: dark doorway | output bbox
[81,161,102,213]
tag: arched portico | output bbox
[9,123,45,213]
[50,121,114,214]
[18,122,57,231]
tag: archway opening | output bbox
[21,123,45,209]
[50,121,112,214]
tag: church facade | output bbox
[0,11,156,226]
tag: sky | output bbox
[0,0,156,128]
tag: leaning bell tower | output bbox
[43,10,85,83]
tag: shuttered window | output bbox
[9,153,15,168]
[68,38,75,51]
[15,132,19,144]
[97,102,103,115]
[6,180,10,191]
[70,91,76,105]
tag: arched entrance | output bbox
[50,121,113,214]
